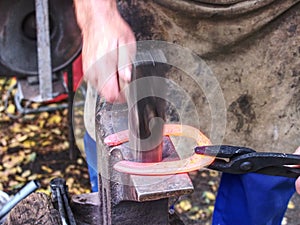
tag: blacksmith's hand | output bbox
[294,146,300,194]
[74,0,136,103]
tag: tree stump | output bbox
[3,192,62,225]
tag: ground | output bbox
[0,77,299,224]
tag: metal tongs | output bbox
[195,145,300,178]
[50,178,76,225]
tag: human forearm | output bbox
[295,146,300,194]
[73,0,136,102]
[74,0,117,31]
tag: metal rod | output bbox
[35,0,53,101]
[61,186,77,225]
[56,188,68,225]
[67,65,77,160]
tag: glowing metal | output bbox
[104,124,215,175]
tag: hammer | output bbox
[126,49,168,163]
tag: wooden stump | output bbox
[3,192,62,225]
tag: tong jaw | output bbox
[197,145,300,178]
[195,145,255,158]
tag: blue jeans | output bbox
[213,173,295,225]
[84,132,98,192]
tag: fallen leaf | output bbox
[16,166,22,174]
[208,180,218,192]
[6,104,15,114]
[21,170,31,178]
[41,141,51,146]
[22,128,31,133]
[23,114,36,120]
[40,132,50,138]
[41,165,53,173]
[0,173,9,182]
[9,181,24,190]
[37,188,51,195]
[281,217,288,225]
[208,205,214,212]
[70,188,82,196]
[28,152,37,162]
[288,200,295,209]
[7,167,18,175]
[82,173,89,179]
[51,128,62,135]
[77,158,83,165]
[48,114,62,125]
[31,103,40,109]
[39,120,46,128]
[2,155,11,163]
[71,169,81,176]
[200,172,208,178]
[16,134,28,142]
[0,138,8,146]
[39,112,49,119]
[0,115,10,122]
[0,146,8,152]
[51,170,63,177]
[3,152,25,169]
[10,124,22,133]
[178,199,192,212]
[8,141,20,148]
[27,125,39,131]
[28,132,35,137]
[28,174,39,180]
[65,165,76,173]
[189,206,200,213]
[23,140,36,148]
[203,191,216,201]
[15,175,27,182]
[66,177,75,187]
[63,141,69,149]
[209,170,219,177]
[62,109,68,116]
[8,78,17,88]
[0,106,5,112]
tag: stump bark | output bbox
[3,193,62,225]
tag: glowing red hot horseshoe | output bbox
[104,124,215,176]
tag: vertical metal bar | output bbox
[128,66,164,162]
[128,50,167,163]
[61,186,77,225]
[56,188,68,225]
[35,0,52,101]
[67,66,77,160]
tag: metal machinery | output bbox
[0,0,82,158]
[0,0,81,100]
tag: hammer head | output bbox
[127,49,169,162]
